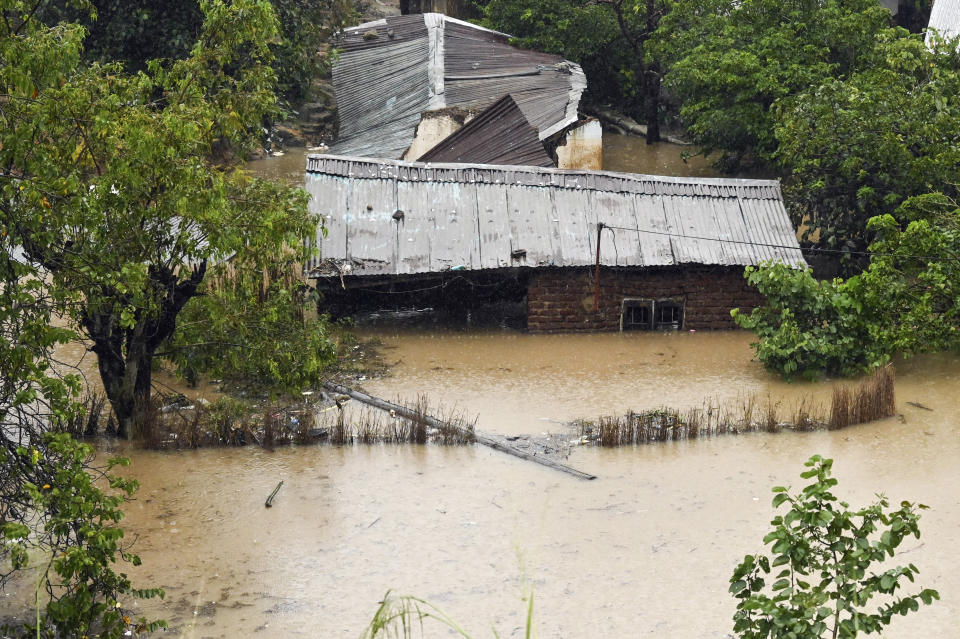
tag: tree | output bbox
[1,0,319,436]
[663,0,893,169]
[730,455,938,638]
[482,0,668,142]
[165,255,338,396]
[773,33,960,254]
[731,263,887,379]
[36,0,356,106]
[733,193,960,379]
[1,193,162,637]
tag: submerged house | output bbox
[305,155,806,332]
[330,13,600,170]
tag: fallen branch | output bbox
[323,382,596,481]
[265,480,284,507]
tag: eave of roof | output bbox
[305,155,807,277]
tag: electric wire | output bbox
[599,223,960,263]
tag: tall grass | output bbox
[132,393,475,450]
[578,365,896,446]
[361,589,535,639]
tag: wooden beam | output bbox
[323,382,597,480]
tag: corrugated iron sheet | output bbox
[416,95,554,167]
[927,0,960,46]
[330,13,586,159]
[306,155,807,277]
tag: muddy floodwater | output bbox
[7,145,955,637]
[11,331,952,638]
[245,133,723,183]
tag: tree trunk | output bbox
[81,262,206,438]
[644,63,661,145]
[643,0,661,144]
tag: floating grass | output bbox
[577,365,896,447]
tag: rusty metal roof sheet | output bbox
[416,95,554,167]
[329,13,586,159]
[305,155,807,276]
[927,0,960,46]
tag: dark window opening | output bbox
[622,300,653,330]
[654,301,684,330]
[621,298,684,331]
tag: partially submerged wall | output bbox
[526,266,763,332]
[403,109,473,161]
[555,119,603,170]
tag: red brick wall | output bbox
[526,266,763,332]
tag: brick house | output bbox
[305,155,806,332]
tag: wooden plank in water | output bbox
[323,382,597,481]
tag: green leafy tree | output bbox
[36,0,355,106]
[1,0,320,436]
[734,194,960,378]
[1,190,162,636]
[663,0,893,169]
[165,256,338,396]
[482,0,669,141]
[774,33,960,254]
[731,263,888,379]
[731,455,938,638]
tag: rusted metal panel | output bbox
[417,95,554,167]
[307,155,807,276]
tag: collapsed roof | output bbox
[416,95,554,167]
[305,155,807,278]
[330,13,587,159]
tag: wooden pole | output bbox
[594,222,604,312]
[265,480,284,507]
[323,382,597,481]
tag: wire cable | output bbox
[599,223,960,263]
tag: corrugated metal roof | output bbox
[417,95,554,167]
[329,13,586,159]
[305,155,807,276]
[927,0,960,46]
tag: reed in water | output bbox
[577,365,896,446]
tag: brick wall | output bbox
[526,266,763,332]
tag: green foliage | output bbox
[730,455,938,638]
[1,183,162,636]
[774,33,960,252]
[481,0,664,122]
[664,0,893,167]
[734,194,960,378]
[859,194,960,356]
[732,263,888,379]
[37,0,355,106]
[1,435,165,638]
[167,254,338,397]
[1,0,323,433]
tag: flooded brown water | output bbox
[13,331,955,638]
[244,132,720,183]
[9,147,955,638]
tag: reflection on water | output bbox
[11,331,957,638]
